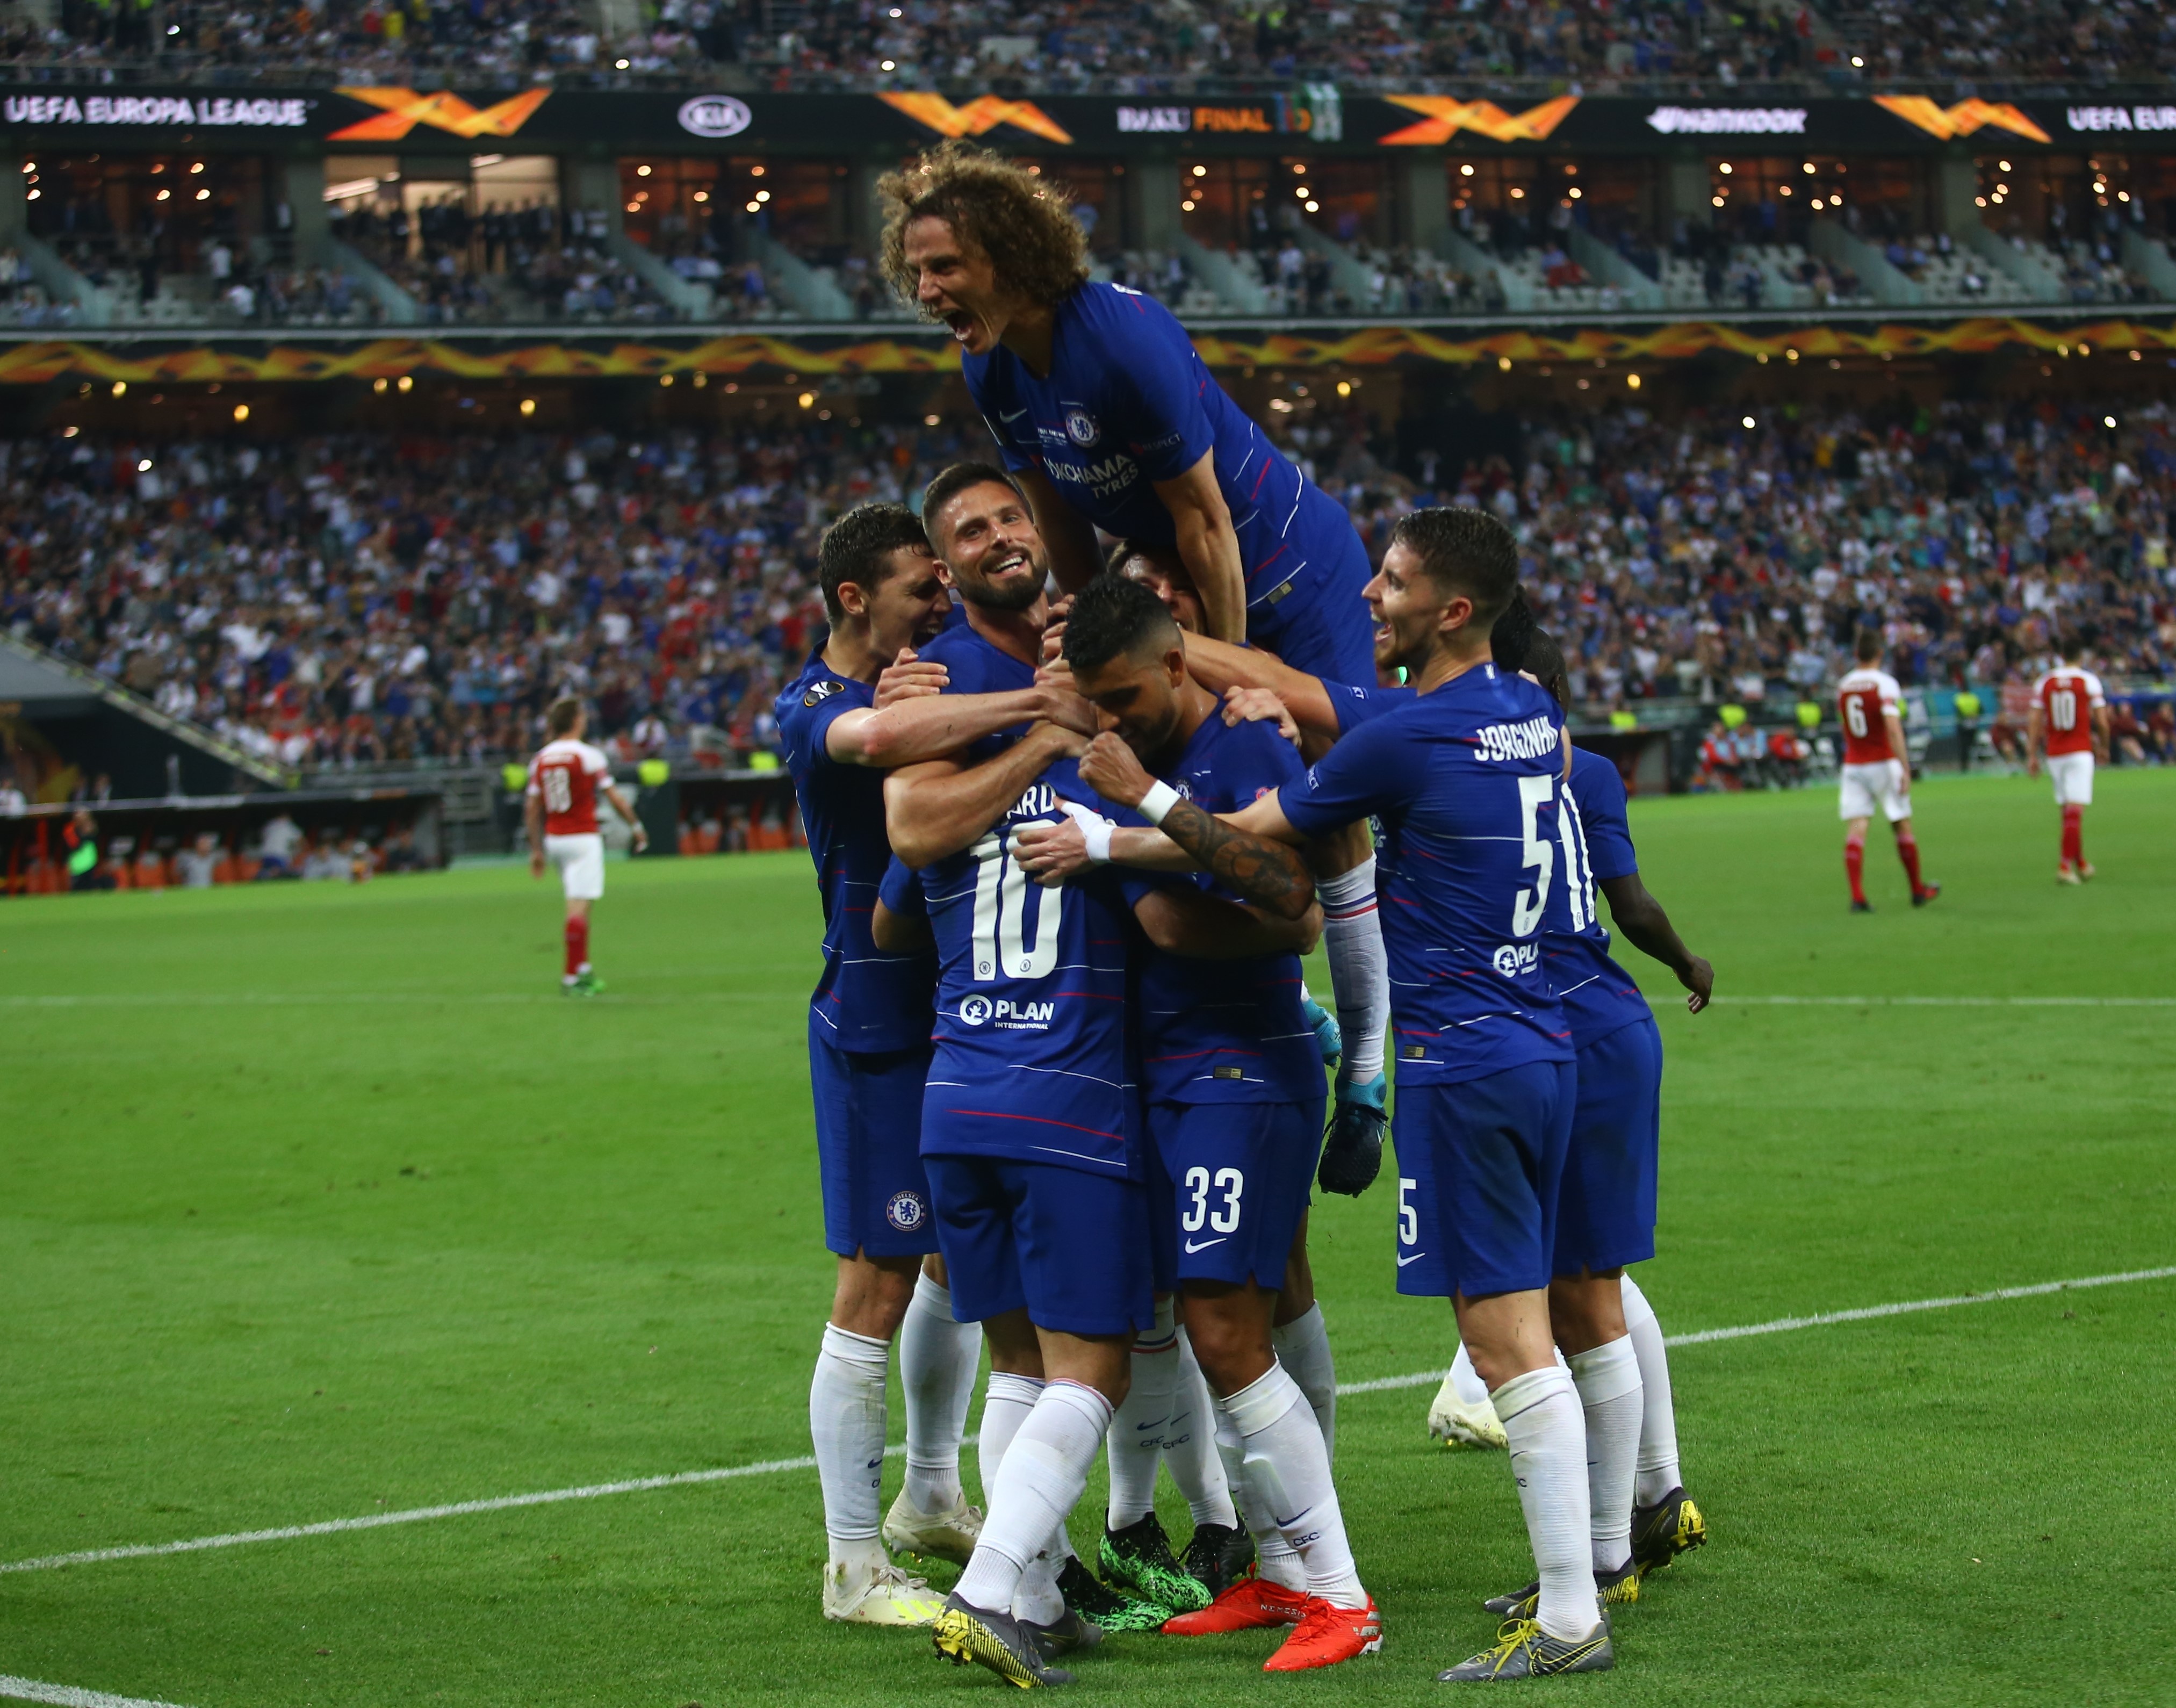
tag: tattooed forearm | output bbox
[1157,799,1316,921]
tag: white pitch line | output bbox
[5,1265,2171,1577]
[1331,1264,2176,1392]
[0,1677,193,1708]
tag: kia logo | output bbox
[679,96,752,139]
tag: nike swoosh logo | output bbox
[1000,408,1028,421]
[1272,1509,1309,1529]
[1396,1252,1426,1267]
[1135,1421,1162,1431]
[1183,1237,1228,1253]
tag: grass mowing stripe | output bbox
[9,1264,2168,1579]
[0,1677,194,1708]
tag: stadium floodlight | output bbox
[1712,195,1725,207]
[637,164,651,177]
[1850,54,1863,66]
[1628,374,1641,390]
[373,377,388,394]
[398,376,414,392]
[233,405,249,422]
[1193,165,1207,177]
[2105,416,2116,429]
[881,59,896,70]
[138,458,153,472]
[521,399,536,416]
[112,380,126,397]
[923,413,940,426]
[1741,416,1756,429]
[1305,200,1320,212]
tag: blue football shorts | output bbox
[922,1152,1155,1336]
[1390,1059,1575,1299]
[808,1015,938,1259]
[1147,1098,1322,1291]
[1554,1017,1662,1276]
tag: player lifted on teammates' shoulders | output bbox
[776,503,1102,1627]
[1836,629,1940,913]
[880,141,1395,1201]
[525,696,646,995]
[872,470,1325,1687]
[1079,508,1615,1681]
[2026,635,2110,885]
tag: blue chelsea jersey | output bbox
[880,762,1148,1180]
[775,654,936,1053]
[960,281,1366,657]
[1543,748,1652,1050]
[1118,713,1322,1106]
[1289,666,1574,1084]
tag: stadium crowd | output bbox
[10,0,2173,89]
[1,395,2170,775]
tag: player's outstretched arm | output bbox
[827,673,1094,769]
[884,721,1087,868]
[1152,452,1246,644]
[1013,465,1106,597]
[1597,874,1712,1014]
[1180,632,1340,740]
[1011,816,1192,885]
[1132,887,1321,959]
[1078,732,1313,921]
[2092,702,2113,766]
[2024,705,2044,775]
[1885,710,1913,779]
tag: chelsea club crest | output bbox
[1064,407,1100,448]
[885,1190,928,1232]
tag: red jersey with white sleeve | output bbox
[527,738,611,835]
[2033,666,2105,756]
[1836,667,1903,765]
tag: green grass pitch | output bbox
[3,768,2173,1707]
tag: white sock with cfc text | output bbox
[956,1381,1114,1616]
[1565,1335,1642,1575]
[1493,1365,1599,1641]
[1214,1390,1307,1591]
[1619,1275,1684,1507]
[1218,1359,1367,1609]
[1165,1329,1239,1528]
[977,1370,1044,1508]
[899,1271,980,1515]
[1105,1300,1180,1529]
[811,1323,890,1573]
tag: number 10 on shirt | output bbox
[969,831,1065,981]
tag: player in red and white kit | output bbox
[2026,638,2110,885]
[525,697,647,994]
[1835,629,1939,913]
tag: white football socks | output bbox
[955,1380,1114,1617]
[1105,1300,1180,1529]
[1317,859,1389,1087]
[1565,1335,1642,1575]
[1165,1330,1240,1527]
[1270,1302,1338,1460]
[977,1370,1044,1507]
[1619,1275,1683,1506]
[810,1322,890,1573]
[1214,1394,1307,1591]
[1493,1364,1599,1641]
[1449,1339,1490,1407]
[1218,1359,1367,1609]
[899,1271,980,1515]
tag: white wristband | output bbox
[1139,780,1183,825]
[1060,802,1114,863]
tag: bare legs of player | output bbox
[955,1312,1132,1627]
[1549,1270,1643,1587]
[1457,1289,1602,1643]
[812,1251,981,1621]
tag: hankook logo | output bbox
[679,95,753,138]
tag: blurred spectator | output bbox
[175,831,220,888]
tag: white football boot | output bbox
[1426,1372,1509,1451]
[822,1557,946,1626]
[881,1487,984,1567]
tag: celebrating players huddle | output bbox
[744,136,1719,1691]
